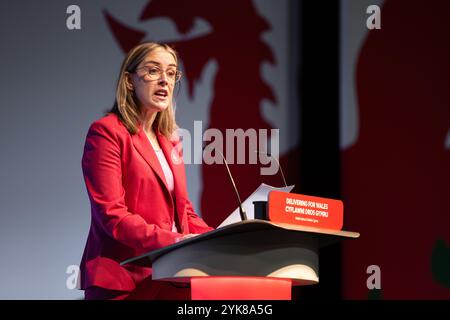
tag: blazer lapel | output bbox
[131,127,170,194]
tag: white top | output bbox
[148,137,178,233]
[154,148,175,196]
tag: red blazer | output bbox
[79,113,213,292]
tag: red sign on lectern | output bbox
[267,191,344,230]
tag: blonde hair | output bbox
[109,42,179,137]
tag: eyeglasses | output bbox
[134,65,182,83]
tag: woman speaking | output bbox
[80,42,213,300]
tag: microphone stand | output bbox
[255,150,288,187]
[203,145,247,221]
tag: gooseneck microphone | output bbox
[255,150,288,187]
[203,144,248,221]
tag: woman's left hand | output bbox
[175,233,200,243]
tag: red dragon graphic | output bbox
[342,0,450,299]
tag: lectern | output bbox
[121,219,359,300]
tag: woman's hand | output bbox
[175,233,200,243]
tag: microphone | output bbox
[254,150,288,187]
[203,144,248,221]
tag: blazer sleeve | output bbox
[82,121,182,252]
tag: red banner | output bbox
[268,191,343,230]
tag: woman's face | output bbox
[129,48,178,114]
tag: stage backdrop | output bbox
[0,0,299,299]
[341,0,450,299]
